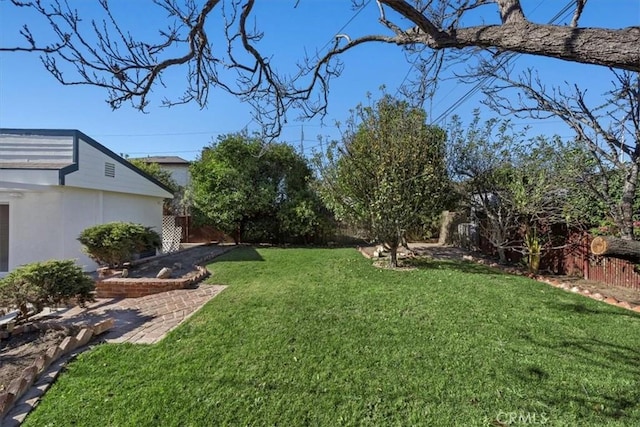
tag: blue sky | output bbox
[0,0,638,161]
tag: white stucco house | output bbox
[0,129,174,275]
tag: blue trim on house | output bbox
[59,132,80,185]
[0,128,175,195]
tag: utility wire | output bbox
[430,0,576,125]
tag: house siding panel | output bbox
[0,169,60,187]
[0,134,73,164]
[60,187,102,270]
[64,137,172,198]
[5,190,64,271]
[161,165,190,188]
[102,192,163,236]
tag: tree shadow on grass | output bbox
[211,246,264,262]
[546,299,640,320]
[403,257,511,276]
[515,331,640,422]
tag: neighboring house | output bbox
[132,156,191,189]
[132,156,193,247]
[0,129,174,275]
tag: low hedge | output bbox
[0,259,94,317]
[78,222,161,267]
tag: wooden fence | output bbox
[475,230,640,289]
[562,233,640,290]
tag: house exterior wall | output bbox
[161,164,190,188]
[64,136,172,199]
[0,129,171,274]
[0,133,73,164]
[101,191,164,235]
[0,190,65,273]
[0,187,165,273]
[0,169,61,187]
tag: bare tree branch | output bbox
[570,0,587,28]
[1,0,638,139]
[482,67,640,239]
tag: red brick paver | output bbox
[2,285,226,426]
[60,285,227,344]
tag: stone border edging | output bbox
[0,318,114,420]
[357,246,640,313]
[458,252,640,313]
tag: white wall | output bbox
[64,137,172,199]
[102,191,164,237]
[162,164,191,188]
[1,186,165,272]
[0,190,65,272]
[0,169,61,186]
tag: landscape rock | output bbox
[97,267,109,279]
[156,267,173,279]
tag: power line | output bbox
[95,123,332,138]
[430,0,576,125]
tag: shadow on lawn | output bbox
[212,246,264,262]
[517,330,640,421]
[404,258,509,276]
[549,301,640,319]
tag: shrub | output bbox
[0,259,95,317]
[78,222,161,267]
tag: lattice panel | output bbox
[162,216,182,253]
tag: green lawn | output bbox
[24,248,640,426]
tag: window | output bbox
[105,162,115,178]
[0,204,8,271]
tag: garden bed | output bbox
[95,244,236,298]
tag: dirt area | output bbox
[107,243,232,279]
[0,324,77,393]
[361,243,640,306]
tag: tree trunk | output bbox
[591,236,640,258]
[439,211,466,246]
[234,222,245,245]
[619,162,639,240]
[497,247,507,265]
[389,244,399,268]
[490,225,507,264]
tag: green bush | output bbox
[78,222,161,267]
[0,259,95,317]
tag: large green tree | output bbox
[321,95,450,267]
[190,133,326,244]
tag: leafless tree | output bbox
[482,67,640,240]
[1,1,638,137]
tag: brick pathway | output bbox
[59,284,227,344]
[2,285,226,426]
